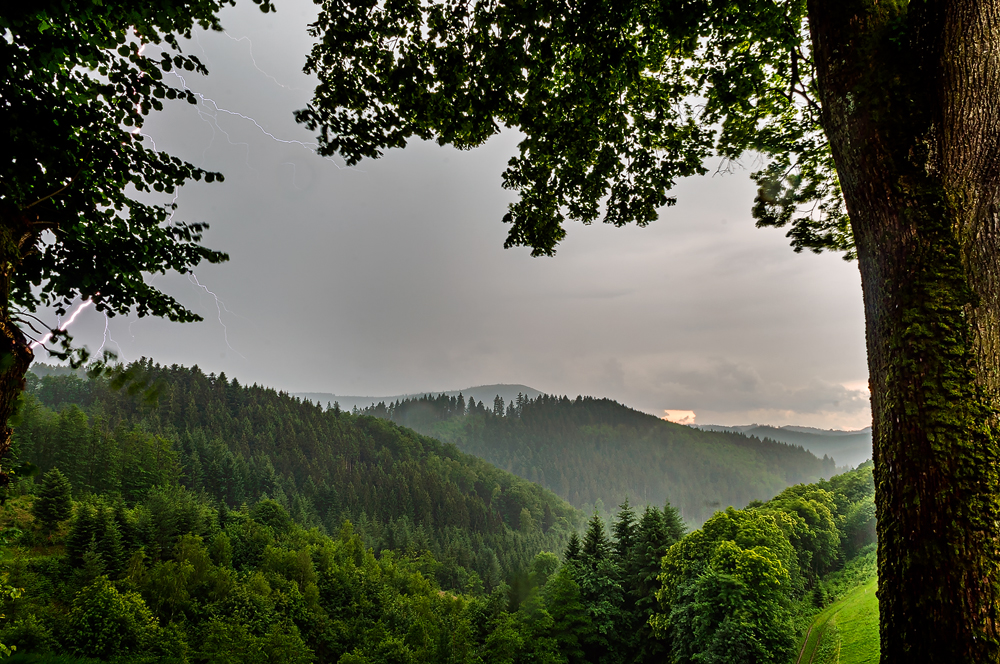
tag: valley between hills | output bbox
[0,361,878,663]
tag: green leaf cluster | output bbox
[299,0,851,259]
[652,462,875,663]
[2,0,278,341]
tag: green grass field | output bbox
[795,577,879,664]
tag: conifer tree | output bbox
[113,502,138,553]
[611,498,637,562]
[544,565,591,664]
[633,508,672,608]
[662,502,687,546]
[76,540,106,587]
[581,513,610,564]
[95,507,125,577]
[612,497,641,649]
[631,505,674,662]
[66,504,98,567]
[564,532,582,564]
[32,467,73,535]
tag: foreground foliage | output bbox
[1,417,876,663]
[651,463,876,664]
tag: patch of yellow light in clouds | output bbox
[662,410,696,425]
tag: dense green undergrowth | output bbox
[0,464,876,664]
[0,363,879,663]
[0,483,691,663]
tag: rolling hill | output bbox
[359,393,840,524]
[15,363,579,591]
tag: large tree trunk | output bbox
[0,317,33,487]
[809,0,1000,661]
[0,209,36,488]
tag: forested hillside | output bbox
[294,384,543,417]
[0,362,879,664]
[8,362,580,590]
[360,393,839,524]
[0,450,876,663]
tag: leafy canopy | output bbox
[298,0,852,259]
[2,0,271,349]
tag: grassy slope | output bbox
[796,577,879,664]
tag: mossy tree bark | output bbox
[810,0,1000,661]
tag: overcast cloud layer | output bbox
[35,0,871,430]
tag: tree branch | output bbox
[22,168,83,211]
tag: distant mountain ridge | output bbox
[293,383,543,413]
[697,423,871,436]
[695,424,873,469]
[359,393,840,525]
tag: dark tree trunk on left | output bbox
[0,207,37,487]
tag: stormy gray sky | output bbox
[34,0,871,429]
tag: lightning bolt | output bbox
[190,97,255,169]
[189,273,245,359]
[164,68,359,172]
[23,32,346,358]
[97,313,128,362]
[281,161,304,190]
[132,43,252,169]
[222,31,308,92]
[173,72,322,153]
[136,31,362,173]
[28,299,94,351]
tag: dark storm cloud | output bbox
[34,0,871,429]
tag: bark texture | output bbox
[809,0,1000,661]
[0,206,37,487]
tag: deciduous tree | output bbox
[1,0,274,484]
[299,1,1000,659]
